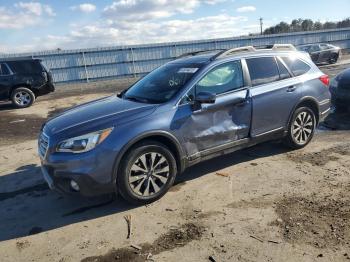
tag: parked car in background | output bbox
[38,44,331,205]
[0,58,54,108]
[297,43,341,65]
[330,68,350,111]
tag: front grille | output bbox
[38,132,49,159]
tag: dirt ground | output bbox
[0,59,350,262]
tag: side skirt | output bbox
[186,128,286,167]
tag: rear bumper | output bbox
[319,108,331,122]
[36,82,55,96]
[318,99,331,123]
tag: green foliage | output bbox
[264,18,350,35]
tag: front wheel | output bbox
[117,141,177,205]
[284,107,316,149]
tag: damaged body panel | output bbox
[173,89,251,157]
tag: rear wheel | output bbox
[284,107,316,149]
[11,87,35,108]
[329,53,339,64]
[117,141,177,205]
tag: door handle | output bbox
[287,86,297,92]
[198,96,247,112]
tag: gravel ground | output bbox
[0,57,349,262]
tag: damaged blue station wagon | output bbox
[38,44,331,204]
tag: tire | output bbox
[11,87,35,108]
[117,140,177,205]
[329,53,339,64]
[284,107,316,149]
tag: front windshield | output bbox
[123,63,201,103]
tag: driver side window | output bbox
[196,61,243,95]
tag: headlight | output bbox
[57,128,113,153]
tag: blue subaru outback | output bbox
[38,44,331,204]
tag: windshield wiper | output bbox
[124,96,150,103]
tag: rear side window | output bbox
[281,57,311,76]
[0,63,10,75]
[7,60,43,74]
[276,59,291,80]
[246,57,280,86]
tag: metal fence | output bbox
[1,28,350,84]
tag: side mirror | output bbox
[195,91,216,104]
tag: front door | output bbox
[0,63,13,100]
[309,45,322,64]
[173,60,252,157]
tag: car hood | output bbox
[44,95,157,135]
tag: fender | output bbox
[287,96,320,127]
[112,130,187,181]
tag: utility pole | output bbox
[259,17,263,35]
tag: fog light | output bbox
[70,180,80,191]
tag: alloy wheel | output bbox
[14,91,32,106]
[128,152,170,197]
[291,111,314,145]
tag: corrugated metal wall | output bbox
[2,28,350,84]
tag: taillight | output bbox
[319,75,329,87]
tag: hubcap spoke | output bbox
[139,154,148,170]
[150,177,160,193]
[152,173,168,184]
[133,176,146,194]
[154,157,167,169]
[154,165,169,174]
[150,153,158,169]
[292,126,301,134]
[303,127,312,134]
[144,178,151,196]
[129,174,146,183]
[131,163,147,173]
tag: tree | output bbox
[291,19,303,32]
[313,21,323,30]
[263,17,350,35]
[323,22,337,29]
[301,19,314,31]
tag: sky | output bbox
[0,0,349,54]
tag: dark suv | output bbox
[0,58,54,108]
[297,43,340,64]
[39,45,331,205]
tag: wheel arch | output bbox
[288,97,320,127]
[10,84,35,96]
[112,131,186,182]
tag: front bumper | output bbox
[40,163,115,196]
[39,138,118,197]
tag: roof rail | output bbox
[176,49,225,59]
[271,44,296,51]
[176,44,297,61]
[215,46,256,59]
